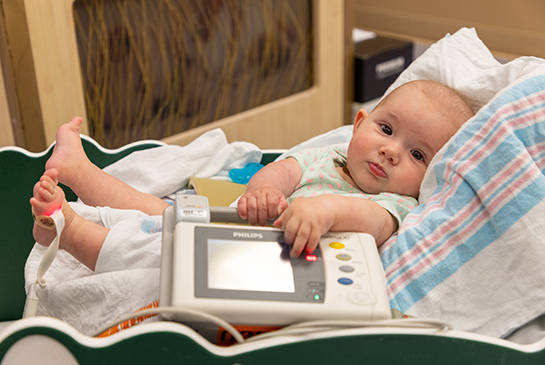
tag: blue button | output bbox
[338,278,353,285]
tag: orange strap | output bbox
[97,300,160,338]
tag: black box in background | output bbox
[354,36,413,103]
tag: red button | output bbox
[305,254,318,262]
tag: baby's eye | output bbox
[381,125,393,135]
[411,150,425,162]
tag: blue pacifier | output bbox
[229,163,264,184]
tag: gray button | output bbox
[339,265,355,273]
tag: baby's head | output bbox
[345,80,474,198]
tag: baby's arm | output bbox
[275,195,396,257]
[237,158,302,226]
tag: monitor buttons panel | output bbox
[319,232,380,309]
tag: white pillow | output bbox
[384,27,545,113]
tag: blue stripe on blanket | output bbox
[381,73,545,312]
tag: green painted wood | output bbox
[1,326,544,365]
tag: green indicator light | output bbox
[314,294,320,300]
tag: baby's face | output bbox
[345,84,460,198]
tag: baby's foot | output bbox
[45,117,92,187]
[30,169,75,249]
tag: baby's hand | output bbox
[238,187,288,226]
[274,196,336,257]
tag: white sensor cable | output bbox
[23,209,65,318]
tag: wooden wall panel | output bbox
[353,0,545,58]
[2,0,346,151]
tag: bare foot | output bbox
[45,117,94,188]
[30,168,109,271]
[30,169,75,249]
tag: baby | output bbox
[237,79,473,255]
[31,80,473,270]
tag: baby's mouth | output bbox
[368,162,387,178]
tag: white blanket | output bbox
[25,129,261,335]
[103,128,262,196]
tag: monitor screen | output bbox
[207,239,295,293]
[193,225,324,303]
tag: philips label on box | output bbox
[354,35,413,103]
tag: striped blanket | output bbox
[380,67,545,338]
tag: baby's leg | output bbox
[30,168,108,271]
[46,117,169,216]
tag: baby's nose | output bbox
[379,144,400,164]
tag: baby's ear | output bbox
[353,109,369,130]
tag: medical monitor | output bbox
[160,206,391,333]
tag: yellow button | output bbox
[329,242,345,249]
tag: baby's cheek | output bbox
[403,169,426,197]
